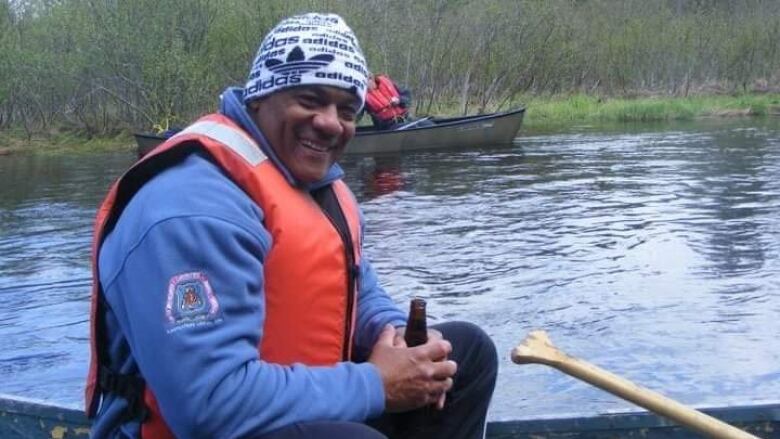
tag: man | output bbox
[86,13,496,439]
[364,73,413,130]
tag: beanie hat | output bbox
[244,13,368,107]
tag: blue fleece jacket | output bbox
[90,88,407,438]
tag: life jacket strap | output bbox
[98,365,149,423]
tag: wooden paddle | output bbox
[511,330,759,439]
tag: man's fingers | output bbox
[427,328,443,342]
[413,339,451,362]
[435,392,446,410]
[427,377,452,406]
[431,360,457,380]
[377,324,396,346]
[393,327,407,347]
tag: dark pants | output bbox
[259,321,498,439]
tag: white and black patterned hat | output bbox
[244,13,368,107]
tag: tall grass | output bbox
[520,93,780,130]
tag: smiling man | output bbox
[86,13,496,439]
[248,85,359,183]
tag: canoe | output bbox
[0,394,89,438]
[487,404,780,438]
[133,132,168,159]
[133,107,525,158]
[2,393,777,438]
[349,107,525,154]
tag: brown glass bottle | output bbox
[404,298,428,347]
[402,298,435,422]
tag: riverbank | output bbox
[519,93,780,133]
[2,93,779,155]
[0,131,136,156]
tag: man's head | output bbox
[244,13,368,184]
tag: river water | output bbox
[1,118,778,421]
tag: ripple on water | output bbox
[2,126,780,416]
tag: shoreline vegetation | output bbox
[2,0,780,154]
[517,92,780,136]
[1,93,779,155]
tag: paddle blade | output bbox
[511,330,563,365]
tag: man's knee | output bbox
[434,321,498,372]
[261,421,386,439]
[333,422,387,439]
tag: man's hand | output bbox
[392,326,449,409]
[369,325,456,413]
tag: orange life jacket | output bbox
[85,114,363,438]
[365,75,408,122]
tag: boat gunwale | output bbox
[486,402,780,435]
[0,393,86,422]
[354,107,526,137]
[2,394,778,438]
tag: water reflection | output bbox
[1,119,779,420]
[354,155,407,200]
[680,127,776,276]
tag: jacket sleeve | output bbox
[98,161,385,438]
[352,213,407,361]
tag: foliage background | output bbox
[1,0,779,138]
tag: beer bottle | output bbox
[403,298,436,420]
[404,297,428,347]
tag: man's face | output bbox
[251,86,360,184]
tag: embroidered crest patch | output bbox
[165,272,222,332]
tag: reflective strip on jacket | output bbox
[365,75,408,122]
[85,113,363,438]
